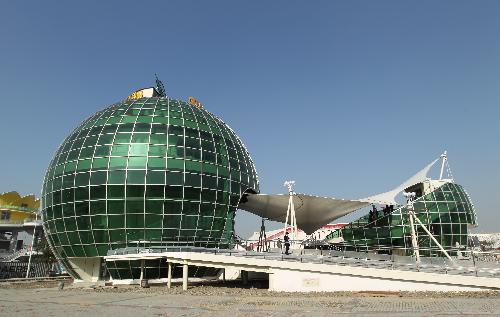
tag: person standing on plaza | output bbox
[284,232,290,255]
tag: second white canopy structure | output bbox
[238,154,446,234]
[360,157,441,206]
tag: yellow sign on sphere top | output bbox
[188,96,204,108]
[127,87,156,100]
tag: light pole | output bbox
[26,211,39,278]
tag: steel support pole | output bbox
[410,211,455,263]
[182,261,188,291]
[222,268,226,283]
[408,212,421,263]
[167,261,172,289]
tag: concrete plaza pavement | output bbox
[0,282,499,316]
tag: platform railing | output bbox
[106,244,500,278]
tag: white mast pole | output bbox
[283,181,296,241]
[284,196,290,237]
[290,194,296,240]
[439,151,447,180]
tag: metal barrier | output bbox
[106,245,500,278]
[0,261,52,279]
[0,248,30,261]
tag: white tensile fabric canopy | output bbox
[360,157,440,205]
[238,156,442,234]
[238,194,368,234]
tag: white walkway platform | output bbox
[104,248,500,292]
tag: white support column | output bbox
[167,261,172,289]
[139,259,145,281]
[268,271,274,291]
[404,192,420,264]
[182,261,188,291]
[408,212,421,263]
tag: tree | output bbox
[36,232,56,263]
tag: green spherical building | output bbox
[41,88,259,280]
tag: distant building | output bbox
[246,224,348,250]
[0,191,42,259]
[469,233,500,251]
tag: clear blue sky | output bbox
[1,1,499,237]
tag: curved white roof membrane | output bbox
[238,156,443,235]
[238,193,368,234]
[361,157,440,205]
